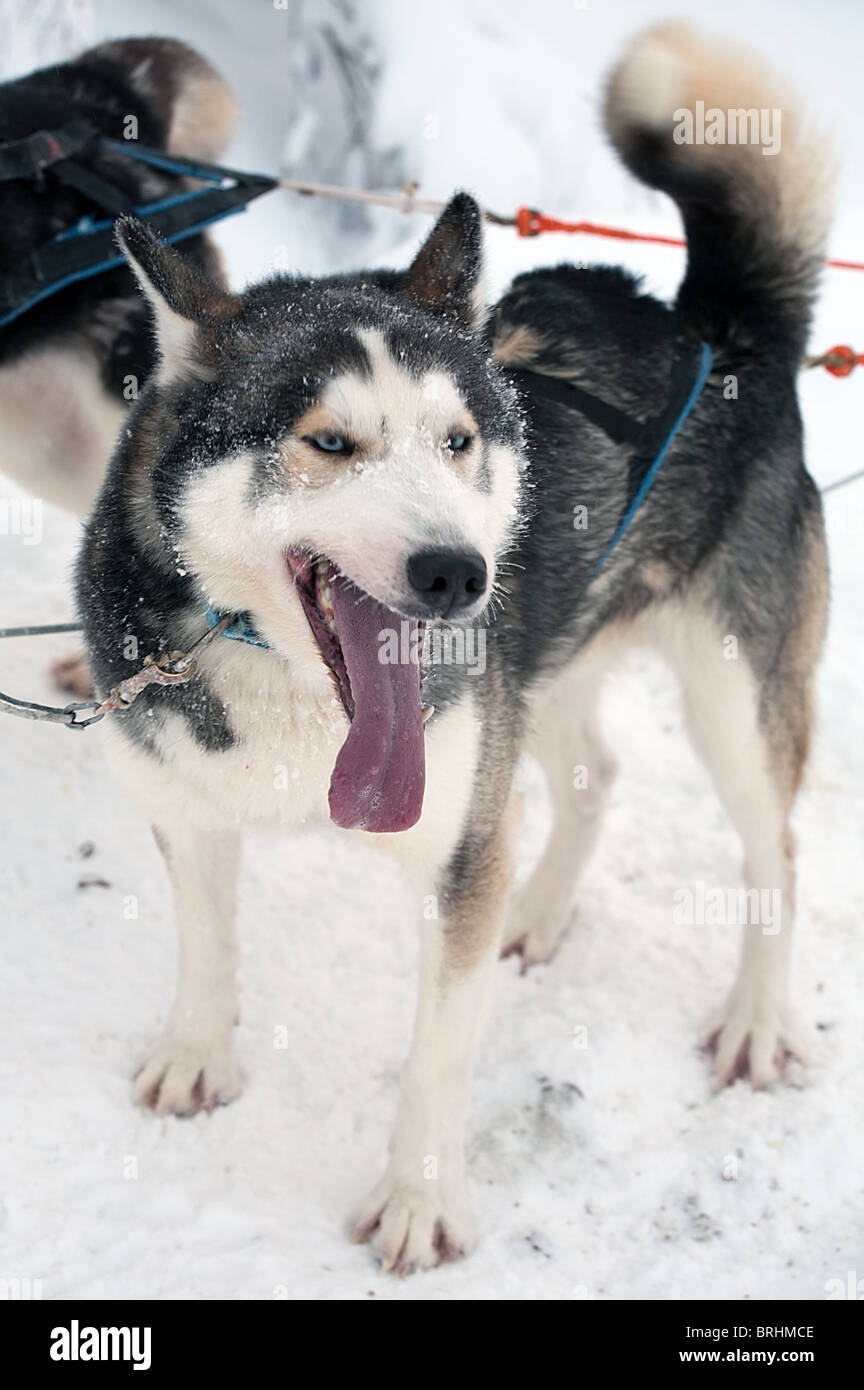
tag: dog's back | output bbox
[0,37,237,513]
[491,21,831,682]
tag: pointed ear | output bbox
[402,192,485,330]
[115,216,238,381]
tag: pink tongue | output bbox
[327,576,425,833]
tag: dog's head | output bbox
[117,198,524,832]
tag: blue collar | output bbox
[204,606,270,649]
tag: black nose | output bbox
[406,549,488,616]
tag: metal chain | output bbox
[0,614,231,731]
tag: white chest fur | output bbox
[102,638,481,875]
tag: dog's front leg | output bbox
[354,824,512,1273]
[134,821,241,1116]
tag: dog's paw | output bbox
[500,904,572,970]
[352,1174,474,1274]
[705,995,809,1090]
[51,651,95,699]
[134,1029,239,1117]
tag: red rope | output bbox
[514,209,864,375]
[514,207,864,273]
[809,345,864,376]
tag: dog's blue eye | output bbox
[447,434,472,452]
[309,433,350,453]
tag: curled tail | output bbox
[604,23,834,361]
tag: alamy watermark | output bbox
[0,1277,42,1299]
[673,102,781,156]
[825,1271,863,1300]
[673,880,782,934]
[0,496,41,545]
[378,620,486,675]
[50,1321,151,1370]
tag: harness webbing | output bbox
[508,338,713,572]
[0,124,278,329]
[0,119,96,182]
[505,366,646,446]
[597,340,713,569]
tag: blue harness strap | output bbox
[593,339,713,572]
[204,607,270,649]
[510,338,713,577]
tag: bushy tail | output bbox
[604,23,834,361]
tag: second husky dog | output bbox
[77,24,831,1272]
[0,36,236,516]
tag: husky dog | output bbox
[0,37,237,516]
[77,24,831,1272]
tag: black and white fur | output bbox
[0,36,237,515]
[77,24,832,1273]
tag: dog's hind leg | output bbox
[134,821,241,1116]
[502,639,618,966]
[663,605,820,1089]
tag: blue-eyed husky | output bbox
[77,23,831,1272]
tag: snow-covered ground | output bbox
[0,0,861,1301]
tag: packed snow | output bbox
[0,0,861,1300]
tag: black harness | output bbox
[0,119,277,329]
